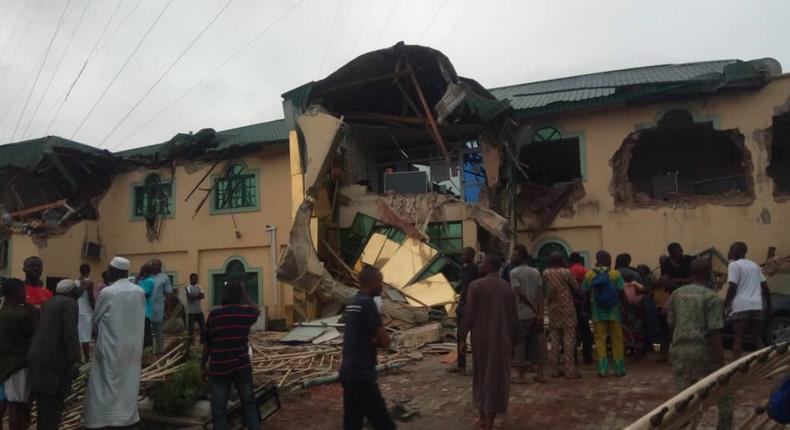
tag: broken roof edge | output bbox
[114,118,289,165]
[0,136,114,175]
[281,42,511,124]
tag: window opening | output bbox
[768,112,790,196]
[521,127,582,186]
[0,238,8,271]
[133,174,172,218]
[212,259,260,305]
[535,241,569,272]
[214,164,257,210]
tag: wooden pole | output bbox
[403,59,451,163]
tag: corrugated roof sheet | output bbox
[489,60,739,111]
[115,118,288,159]
[0,136,111,170]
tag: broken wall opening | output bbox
[767,112,790,196]
[340,124,489,204]
[613,109,754,205]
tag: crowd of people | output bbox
[0,253,264,430]
[338,240,773,430]
[0,238,773,430]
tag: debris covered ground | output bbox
[265,352,776,430]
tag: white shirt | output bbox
[727,258,766,313]
[83,279,145,428]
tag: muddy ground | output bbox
[265,352,775,430]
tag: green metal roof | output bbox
[115,118,288,160]
[489,58,781,118]
[0,136,112,171]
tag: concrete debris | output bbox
[518,179,585,239]
[390,322,443,351]
[295,107,344,195]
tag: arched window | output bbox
[213,163,258,211]
[521,126,582,185]
[535,240,570,272]
[532,127,562,142]
[133,173,172,218]
[211,257,261,305]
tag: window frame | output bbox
[211,161,261,215]
[130,173,175,221]
[208,256,263,307]
[526,126,588,183]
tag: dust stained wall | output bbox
[520,75,790,267]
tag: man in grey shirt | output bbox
[509,244,546,384]
[148,259,174,355]
[185,273,206,344]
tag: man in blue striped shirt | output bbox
[201,280,260,430]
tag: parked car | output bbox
[722,272,790,346]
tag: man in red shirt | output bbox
[23,256,51,308]
[568,252,593,365]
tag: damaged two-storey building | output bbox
[489,57,790,269]
[2,43,789,325]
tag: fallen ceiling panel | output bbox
[380,238,438,289]
[401,273,456,307]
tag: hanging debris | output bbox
[0,137,115,238]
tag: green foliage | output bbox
[150,361,205,414]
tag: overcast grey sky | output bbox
[0,0,787,151]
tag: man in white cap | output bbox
[28,279,81,430]
[83,257,145,429]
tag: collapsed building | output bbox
[277,43,517,321]
[1,44,789,327]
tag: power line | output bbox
[351,0,372,56]
[98,0,235,147]
[92,0,143,65]
[318,0,341,76]
[23,0,93,139]
[374,0,399,49]
[0,0,23,60]
[0,0,44,94]
[327,0,349,71]
[70,0,174,140]
[45,0,124,135]
[0,0,18,49]
[418,0,448,43]
[114,0,307,150]
[10,0,72,142]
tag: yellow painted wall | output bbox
[522,75,790,268]
[7,148,293,319]
[4,221,103,281]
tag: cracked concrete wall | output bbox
[514,75,790,267]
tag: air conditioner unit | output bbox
[82,241,102,260]
[383,171,428,194]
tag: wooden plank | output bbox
[8,199,67,218]
[343,112,424,125]
[404,59,450,163]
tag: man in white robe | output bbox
[83,257,145,429]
